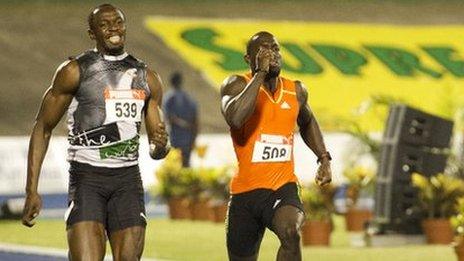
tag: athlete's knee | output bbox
[113,244,143,261]
[69,251,105,261]
[228,252,259,261]
[275,223,301,249]
[111,227,145,261]
[116,250,141,261]
[67,222,106,261]
[112,241,144,261]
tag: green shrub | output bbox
[412,172,464,218]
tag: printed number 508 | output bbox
[262,146,287,160]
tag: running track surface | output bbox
[0,243,161,261]
[0,252,67,261]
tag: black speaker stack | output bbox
[374,104,454,234]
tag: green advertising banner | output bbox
[145,17,464,131]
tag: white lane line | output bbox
[0,242,166,261]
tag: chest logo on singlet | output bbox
[251,134,292,163]
[281,101,291,109]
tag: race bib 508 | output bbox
[251,134,292,163]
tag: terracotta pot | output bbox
[455,238,464,261]
[301,220,331,246]
[422,218,453,244]
[211,203,229,223]
[190,199,214,221]
[345,209,373,232]
[167,197,191,220]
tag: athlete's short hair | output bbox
[87,4,125,31]
[246,31,274,55]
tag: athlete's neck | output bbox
[263,76,278,94]
[94,47,128,61]
[251,70,279,94]
[95,46,125,57]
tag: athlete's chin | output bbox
[105,44,125,55]
[268,67,281,78]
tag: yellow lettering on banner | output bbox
[145,17,464,131]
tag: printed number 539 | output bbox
[115,102,137,118]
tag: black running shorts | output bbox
[65,161,147,233]
[226,182,304,257]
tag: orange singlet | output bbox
[230,73,300,194]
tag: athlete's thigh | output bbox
[67,221,106,261]
[66,167,109,229]
[227,196,265,258]
[264,183,305,231]
[271,205,305,236]
[109,226,146,261]
[107,168,146,233]
[106,169,147,260]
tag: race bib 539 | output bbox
[104,89,146,123]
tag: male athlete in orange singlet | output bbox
[220,31,332,261]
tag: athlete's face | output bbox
[89,8,126,55]
[247,34,282,77]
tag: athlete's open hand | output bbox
[22,192,42,227]
[315,160,332,187]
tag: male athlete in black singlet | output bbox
[22,4,169,260]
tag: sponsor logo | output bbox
[99,136,139,159]
[145,17,463,130]
[140,212,147,222]
[64,201,75,222]
[273,199,282,209]
[69,122,121,147]
[281,101,291,109]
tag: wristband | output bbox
[317,151,332,164]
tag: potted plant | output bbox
[343,165,375,232]
[300,183,336,246]
[203,166,233,223]
[412,172,464,244]
[185,167,216,221]
[451,197,464,261]
[153,149,192,219]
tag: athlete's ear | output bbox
[88,29,96,40]
[244,54,251,65]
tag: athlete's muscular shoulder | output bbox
[294,80,314,126]
[51,59,80,95]
[146,68,163,102]
[220,75,247,114]
[294,80,309,109]
[220,75,247,97]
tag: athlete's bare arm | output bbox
[22,60,79,227]
[220,47,273,129]
[145,68,169,159]
[295,81,332,186]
